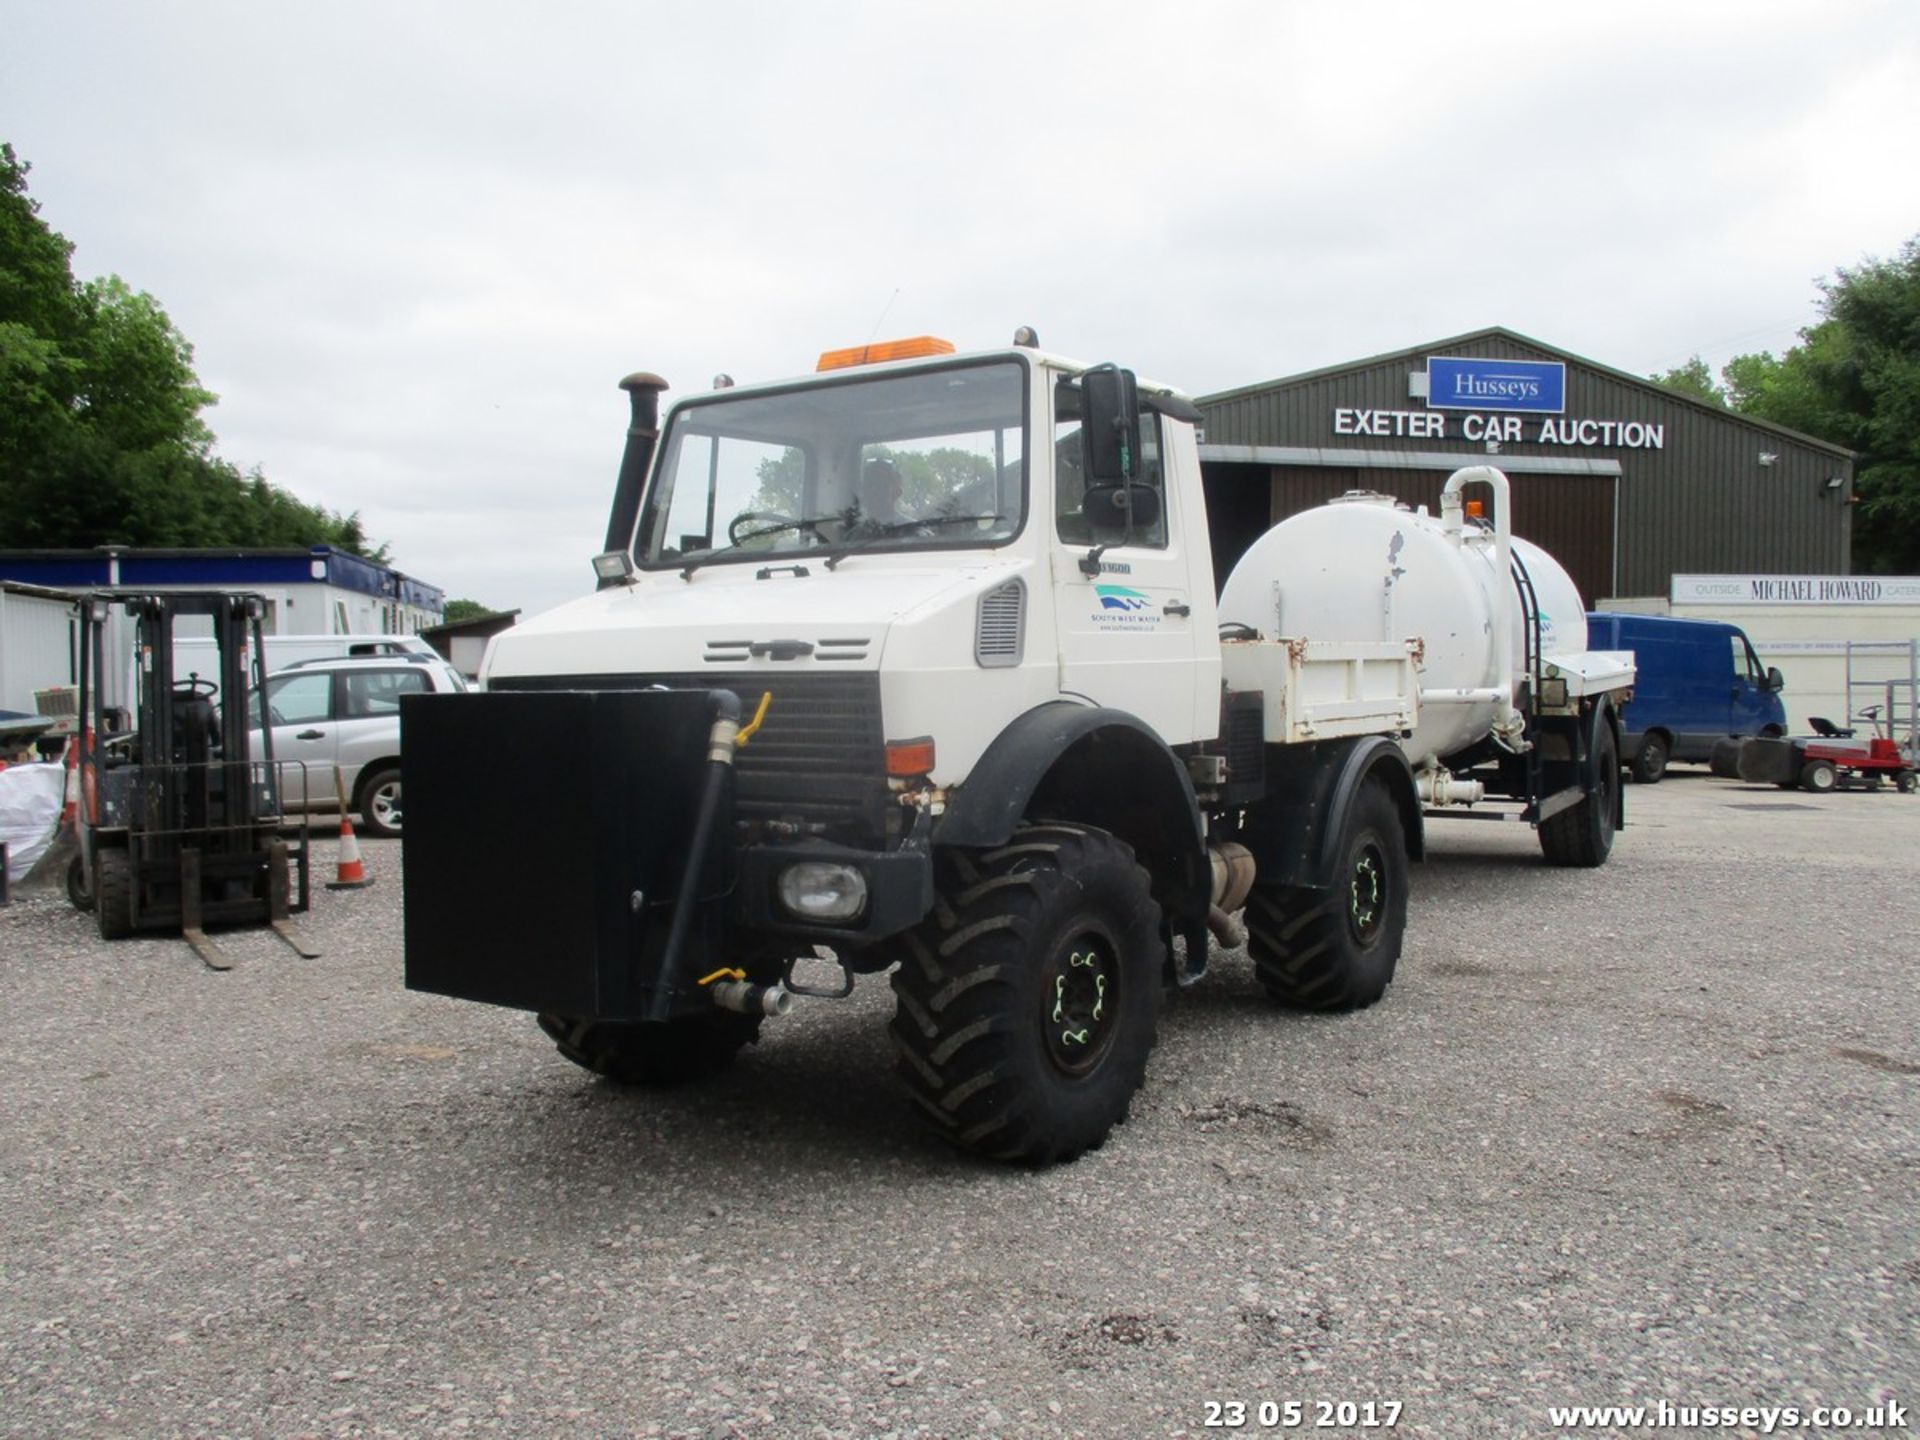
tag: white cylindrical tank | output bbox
[1218,490,1589,765]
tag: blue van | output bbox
[1586,612,1787,783]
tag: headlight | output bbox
[776,862,868,922]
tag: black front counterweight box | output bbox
[401,688,734,1020]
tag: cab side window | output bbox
[1053,378,1168,549]
[344,668,431,719]
[1732,636,1761,683]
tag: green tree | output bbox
[441,598,494,623]
[1722,238,1920,574]
[0,143,384,558]
[1649,356,1728,407]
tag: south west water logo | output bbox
[1096,586,1152,612]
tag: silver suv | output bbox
[249,654,467,837]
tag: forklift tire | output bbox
[95,848,134,941]
[1540,717,1619,868]
[66,854,94,913]
[1630,733,1668,785]
[1245,778,1407,1011]
[889,823,1162,1165]
[357,767,403,839]
[535,1011,761,1086]
[1799,759,1838,794]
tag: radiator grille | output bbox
[976,580,1025,667]
[493,671,886,833]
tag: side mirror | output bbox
[1765,666,1785,693]
[1080,364,1140,485]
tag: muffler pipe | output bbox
[1207,841,1255,914]
[1206,904,1248,951]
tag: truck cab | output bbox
[484,339,1222,785]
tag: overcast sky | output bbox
[5,1,1917,618]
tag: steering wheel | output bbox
[728,511,804,546]
[174,677,218,699]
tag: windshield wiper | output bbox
[822,514,1005,570]
[678,516,837,580]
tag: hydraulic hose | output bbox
[649,689,741,1023]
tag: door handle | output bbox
[296,729,326,740]
[1164,601,1191,617]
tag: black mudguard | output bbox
[936,702,1211,943]
[1233,735,1424,892]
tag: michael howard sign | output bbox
[1426,356,1565,413]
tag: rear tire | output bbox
[1800,758,1838,793]
[1540,715,1619,867]
[95,847,133,940]
[889,823,1162,1165]
[1245,779,1408,1010]
[1630,733,1668,785]
[536,1010,762,1085]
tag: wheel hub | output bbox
[1043,935,1120,1076]
[1348,844,1386,945]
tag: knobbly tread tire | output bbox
[1540,715,1619,868]
[1244,779,1407,1012]
[535,1010,761,1086]
[95,847,133,941]
[889,822,1163,1165]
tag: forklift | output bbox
[68,590,318,969]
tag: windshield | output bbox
[636,360,1026,568]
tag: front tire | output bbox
[95,847,133,940]
[1245,778,1408,1011]
[889,823,1162,1165]
[536,1011,762,1086]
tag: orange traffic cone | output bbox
[326,815,376,891]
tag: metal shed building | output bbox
[1196,327,1854,606]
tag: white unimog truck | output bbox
[402,332,1632,1164]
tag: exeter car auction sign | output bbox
[1673,574,1920,606]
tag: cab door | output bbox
[1049,374,1209,743]
[1727,631,1779,736]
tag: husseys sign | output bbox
[1427,357,1565,413]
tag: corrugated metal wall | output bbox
[1199,331,1853,599]
[0,588,79,714]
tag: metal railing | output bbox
[1844,640,1919,755]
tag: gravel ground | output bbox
[1,773,1915,1439]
